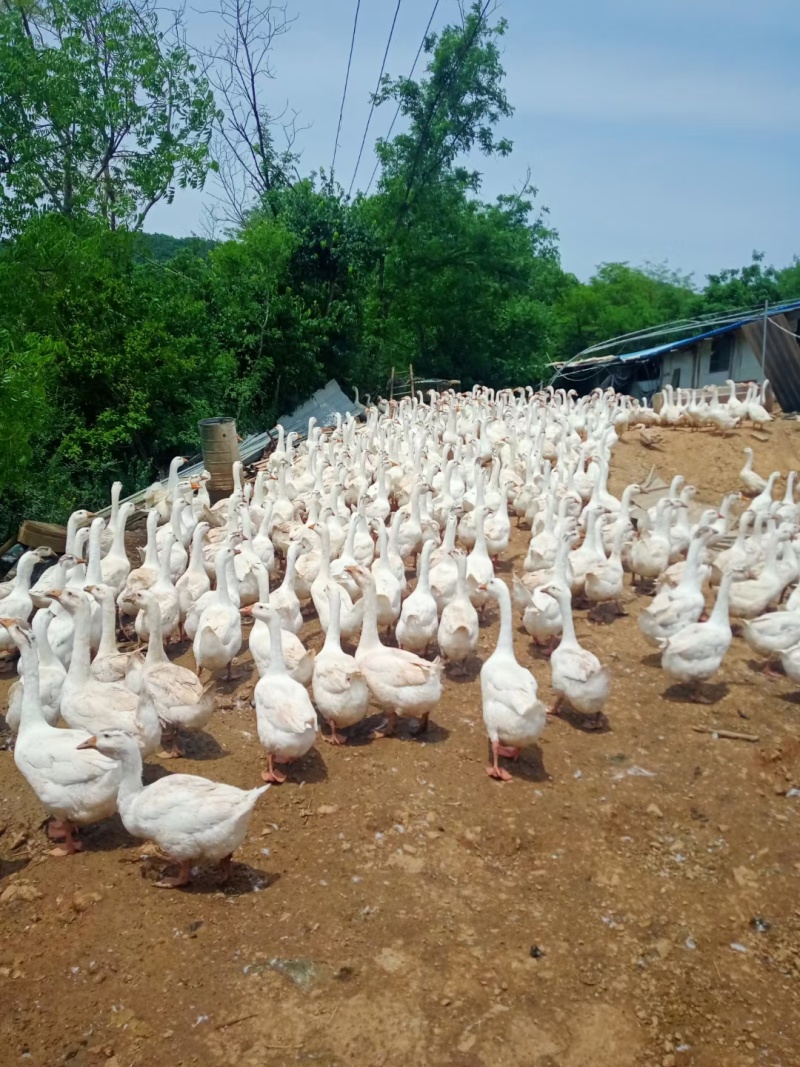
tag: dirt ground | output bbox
[2,418,800,1067]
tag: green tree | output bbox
[699,252,783,315]
[358,2,566,388]
[555,262,697,358]
[0,213,231,520]
[0,0,218,235]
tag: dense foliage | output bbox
[0,0,798,538]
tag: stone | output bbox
[0,881,42,904]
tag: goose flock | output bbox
[1,381,796,888]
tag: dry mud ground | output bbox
[3,420,800,1067]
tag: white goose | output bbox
[396,540,439,655]
[52,589,162,756]
[126,591,215,757]
[269,540,304,635]
[438,550,479,673]
[349,566,443,738]
[2,619,121,857]
[87,583,130,683]
[369,520,402,630]
[175,521,212,632]
[192,546,242,678]
[466,505,494,614]
[311,586,370,744]
[249,603,317,783]
[742,610,800,674]
[542,582,610,729]
[6,608,65,732]
[244,564,314,686]
[739,447,767,495]
[658,569,738,701]
[310,523,364,639]
[99,501,135,594]
[480,576,547,781]
[638,527,710,647]
[117,508,161,617]
[77,727,267,888]
[134,531,180,644]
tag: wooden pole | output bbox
[390,366,395,401]
[409,363,415,402]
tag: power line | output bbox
[347,0,404,199]
[364,0,442,197]
[388,0,493,240]
[331,0,362,181]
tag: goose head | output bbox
[76,727,138,757]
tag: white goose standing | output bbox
[479,576,547,781]
[2,619,121,856]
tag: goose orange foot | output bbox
[323,724,348,746]
[48,822,83,857]
[486,741,514,782]
[155,859,192,889]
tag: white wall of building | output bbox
[660,349,697,390]
[731,333,764,381]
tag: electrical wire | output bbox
[331,0,362,181]
[388,0,493,238]
[347,0,404,198]
[363,0,442,197]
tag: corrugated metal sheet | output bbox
[272,379,364,438]
[616,299,800,365]
[741,317,800,413]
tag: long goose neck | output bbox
[215,555,232,604]
[189,525,206,572]
[473,507,488,556]
[33,612,59,668]
[114,506,133,557]
[66,599,93,684]
[97,593,119,656]
[410,485,421,524]
[558,588,578,646]
[144,512,160,568]
[494,581,515,656]
[316,523,332,579]
[115,744,145,818]
[12,553,37,591]
[86,521,104,584]
[710,572,734,628]
[158,534,174,583]
[65,513,81,555]
[265,610,288,675]
[444,515,456,552]
[417,542,434,593]
[356,577,381,652]
[15,640,47,733]
[323,590,343,651]
[144,600,168,666]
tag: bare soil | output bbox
[2,420,800,1067]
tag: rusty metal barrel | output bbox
[198,417,241,504]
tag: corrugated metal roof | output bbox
[272,379,364,438]
[616,299,800,365]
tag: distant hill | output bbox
[136,232,217,263]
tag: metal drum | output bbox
[198,417,241,504]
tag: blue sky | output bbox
[145,0,800,283]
